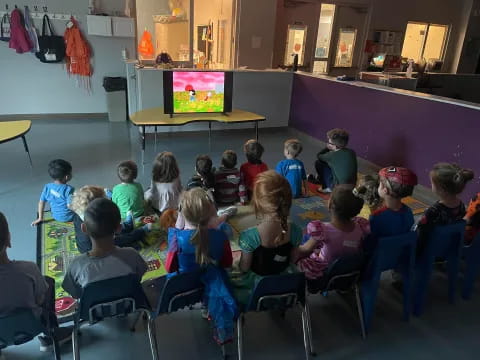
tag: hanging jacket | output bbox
[8,8,33,53]
[64,17,92,90]
[23,6,39,52]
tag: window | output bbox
[401,22,449,62]
[313,3,335,74]
[284,25,308,66]
[334,28,357,67]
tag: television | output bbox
[163,71,233,115]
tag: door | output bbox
[328,5,369,77]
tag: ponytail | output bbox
[191,223,211,266]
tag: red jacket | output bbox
[9,9,32,54]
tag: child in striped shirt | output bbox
[214,150,247,205]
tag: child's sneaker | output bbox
[39,326,73,352]
[318,187,332,194]
[217,206,237,218]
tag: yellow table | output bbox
[0,120,33,167]
[129,108,266,162]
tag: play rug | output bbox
[37,213,168,319]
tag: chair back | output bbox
[366,232,417,277]
[323,252,365,291]
[77,274,149,324]
[422,221,466,261]
[245,272,306,312]
[0,309,45,349]
[154,269,204,316]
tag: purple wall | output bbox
[289,74,480,202]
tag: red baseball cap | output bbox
[379,167,418,186]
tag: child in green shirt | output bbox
[112,160,145,220]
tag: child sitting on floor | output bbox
[297,185,369,288]
[187,154,216,198]
[62,198,148,299]
[417,163,474,253]
[230,170,303,306]
[310,128,357,193]
[465,193,480,245]
[354,174,383,219]
[112,160,145,220]
[275,139,307,198]
[214,150,247,205]
[240,139,268,200]
[0,211,72,353]
[145,151,183,213]
[32,159,75,225]
[69,186,151,253]
[369,167,418,243]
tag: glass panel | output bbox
[284,25,308,66]
[154,0,191,62]
[194,0,235,69]
[315,3,335,59]
[401,22,428,62]
[313,60,328,74]
[334,28,357,67]
[423,24,448,61]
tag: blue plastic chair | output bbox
[0,308,61,360]
[237,272,312,360]
[307,252,366,339]
[360,232,417,334]
[413,221,466,316]
[462,232,480,299]
[143,270,204,360]
[72,274,151,360]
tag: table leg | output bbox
[154,125,157,151]
[21,135,33,168]
[142,125,146,165]
[255,122,259,141]
[209,121,212,152]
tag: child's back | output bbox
[41,182,75,221]
[240,139,268,196]
[214,150,244,205]
[275,139,306,198]
[112,160,144,219]
[370,204,414,238]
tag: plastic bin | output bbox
[103,77,127,122]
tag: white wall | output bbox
[0,0,135,115]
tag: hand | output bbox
[31,218,43,226]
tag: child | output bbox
[275,139,307,198]
[240,139,268,200]
[112,160,145,219]
[465,193,480,245]
[187,154,216,196]
[354,174,383,219]
[0,211,72,353]
[69,186,150,253]
[417,163,474,252]
[166,188,233,274]
[62,198,148,299]
[32,159,75,225]
[145,151,182,213]
[230,170,303,306]
[369,167,418,240]
[297,185,369,286]
[311,128,357,193]
[214,150,247,205]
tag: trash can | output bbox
[103,77,127,122]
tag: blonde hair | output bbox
[69,186,106,215]
[253,170,292,245]
[284,138,303,157]
[179,188,213,265]
[431,163,474,195]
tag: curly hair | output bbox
[253,170,292,245]
[69,185,105,216]
[354,174,382,209]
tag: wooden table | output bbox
[0,120,33,167]
[129,108,266,162]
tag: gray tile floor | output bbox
[0,119,478,360]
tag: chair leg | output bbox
[72,323,80,360]
[354,284,367,340]
[360,274,381,334]
[413,262,434,316]
[300,305,311,360]
[237,314,244,360]
[304,301,316,355]
[147,316,159,360]
[447,257,460,304]
[462,258,480,300]
[130,311,144,332]
[53,336,61,360]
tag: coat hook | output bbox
[43,6,47,12]
[34,5,38,12]
[5,4,9,11]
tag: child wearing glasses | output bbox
[308,128,357,193]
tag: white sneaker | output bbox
[217,206,238,218]
[318,187,332,194]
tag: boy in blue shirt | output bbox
[32,159,75,225]
[275,139,306,198]
[369,166,418,239]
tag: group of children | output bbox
[1,129,480,355]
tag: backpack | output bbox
[0,13,11,42]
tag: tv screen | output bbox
[163,71,233,115]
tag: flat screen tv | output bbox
[163,71,233,115]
